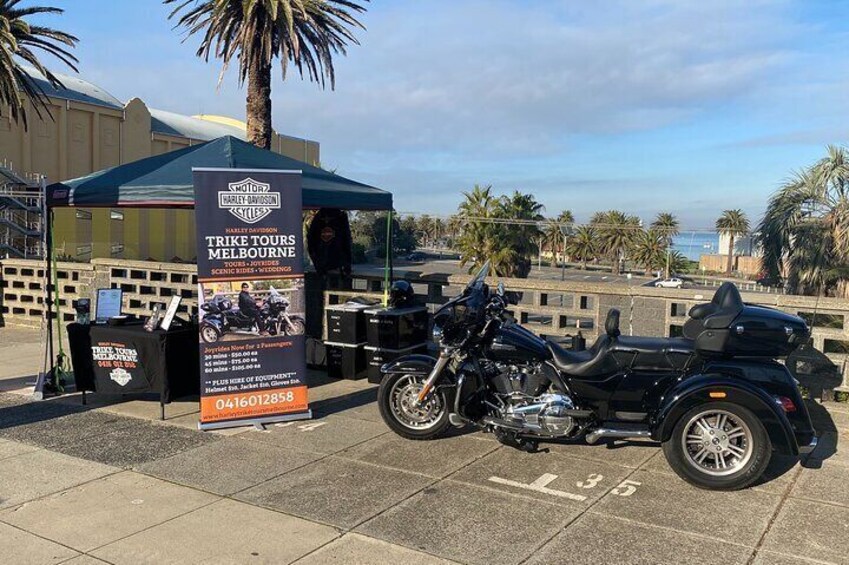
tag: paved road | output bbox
[359,258,785,297]
[0,327,847,564]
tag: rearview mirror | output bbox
[497,282,505,296]
[504,291,520,305]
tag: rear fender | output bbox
[380,354,437,376]
[652,374,797,456]
[201,318,223,332]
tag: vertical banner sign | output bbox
[193,168,311,430]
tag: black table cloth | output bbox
[67,322,199,404]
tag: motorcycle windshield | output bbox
[468,261,490,291]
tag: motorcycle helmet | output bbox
[388,280,415,308]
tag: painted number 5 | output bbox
[576,473,603,489]
[611,479,641,497]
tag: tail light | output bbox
[775,396,796,413]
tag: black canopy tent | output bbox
[47,135,392,210]
[40,135,394,393]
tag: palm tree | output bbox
[557,210,574,225]
[540,210,574,266]
[456,184,496,274]
[416,214,433,248]
[565,226,596,270]
[651,212,679,247]
[667,250,689,275]
[0,1,78,128]
[632,229,667,275]
[495,191,544,277]
[757,145,849,296]
[651,212,680,277]
[455,186,544,278]
[592,210,640,274]
[716,209,750,275]
[165,0,367,149]
[542,219,563,265]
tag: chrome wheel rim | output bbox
[682,409,753,477]
[201,326,218,342]
[389,375,444,430]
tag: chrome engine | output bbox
[503,393,577,437]
[481,360,580,437]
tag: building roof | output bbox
[150,108,248,141]
[22,66,123,110]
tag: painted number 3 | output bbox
[576,473,603,489]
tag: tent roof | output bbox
[47,136,392,211]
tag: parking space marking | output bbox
[576,473,603,489]
[488,473,588,501]
[610,479,641,496]
[298,422,327,432]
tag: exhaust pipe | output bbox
[585,427,652,444]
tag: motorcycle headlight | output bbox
[432,322,443,342]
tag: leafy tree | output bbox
[632,229,667,275]
[716,209,750,275]
[350,210,378,248]
[0,0,78,128]
[757,145,849,296]
[166,0,367,149]
[565,226,596,270]
[373,213,416,258]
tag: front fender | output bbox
[652,373,797,456]
[380,354,437,376]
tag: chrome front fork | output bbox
[415,351,453,404]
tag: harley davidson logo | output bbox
[320,226,335,242]
[217,178,281,224]
[109,367,132,387]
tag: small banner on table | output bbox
[193,168,310,430]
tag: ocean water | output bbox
[672,232,720,261]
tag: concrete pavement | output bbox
[1,326,848,564]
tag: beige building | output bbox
[0,67,319,261]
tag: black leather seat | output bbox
[546,309,622,378]
[683,282,744,339]
[547,309,696,377]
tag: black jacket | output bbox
[238,290,257,313]
[307,208,352,275]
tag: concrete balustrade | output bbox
[3,258,848,392]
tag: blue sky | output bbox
[39,0,849,229]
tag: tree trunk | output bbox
[726,235,735,274]
[246,57,273,149]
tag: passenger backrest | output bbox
[605,309,621,338]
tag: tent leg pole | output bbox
[389,211,394,281]
[47,208,56,391]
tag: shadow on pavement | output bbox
[801,399,839,469]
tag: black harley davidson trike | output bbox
[199,288,305,343]
[377,263,818,490]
